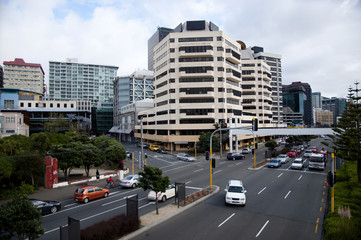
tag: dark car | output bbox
[30,199,61,215]
[157,148,168,154]
[227,152,245,160]
[136,142,149,149]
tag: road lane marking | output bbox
[320,207,322,212]
[218,213,235,227]
[64,203,77,208]
[235,162,242,166]
[322,198,324,203]
[258,187,267,195]
[315,218,320,233]
[186,181,192,184]
[284,190,291,199]
[278,173,283,178]
[219,161,227,165]
[298,175,303,180]
[256,220,269,238]
[186,186,203,190]
[163,164,193,173]
[213,170,222,174]
[139,202,155,209]
[193,168,204,173]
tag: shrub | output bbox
[80,214,140,240]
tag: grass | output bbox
[324,161,361,239]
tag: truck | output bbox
[308,153,326,170]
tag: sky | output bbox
[1,0,360,98]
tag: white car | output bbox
[148,184,175,202]
[176,153,195,162]
[119,174,139,188]
[303,150,313,158]
[225,180,247,205]
[278,154,289,164]
[291,158,305,170]
[242,148,251,154]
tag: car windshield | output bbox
[76,188,84,194]
[228,186,243,193]
[279,155,286,158]
[294,160,302,164]
[310,156,324,162]
[123,175,133,180]
[270,159,279,163]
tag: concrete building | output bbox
[252,47,283,126]
[314,108,333,126]
[312,92,322,108]
[137,20,279,151]
[48,58,118,105]
[0,65,3,88]
[322,97,346,124]
[283,82,313,126]
[148,28,174,71]
[2,58,45,94]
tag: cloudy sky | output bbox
[1,0,360,98]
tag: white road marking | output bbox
[235,162,242,166]
[186,181,192,184]
[193,168,204,173]
[139,202,155,209]
[186,186,203,190]
[278,173,283,178]
[256,220,269,238]
[258,187,267,195]
[298,175,303,180]
[213,170,222,174]
[163,164,193,173]
[218,213,235,227]
[64,203,77,208]
[219,161,227,165]
[284,190,291,199]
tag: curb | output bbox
[120,185,220,240]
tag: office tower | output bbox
[312,92,322,108]
[322,97,346,124]
[48,58,118,105]
[3,58,44,94]
[282,82,313,126]
[148,27,174,71]
[0,65,3,88]
[252,47,283,126]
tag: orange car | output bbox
[74,185,109,203]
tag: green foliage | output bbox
[80,143,104,177]
[265,140,277,151]
[0,194,44,239]
[197,132,219,153]
[138,166,170,214]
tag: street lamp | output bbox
[139,115,144,168]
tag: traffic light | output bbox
[129,153,133,159]
[205,151,210,161]
[255,143,258,149]
[252,149,255,154]
[252,118,258,131]
[222,122,227,128]
[327,171,335,187]
[212,158,216,168]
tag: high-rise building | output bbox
[252,47,283,126]
[137,20,274,151]
[3,58,45,94]
[0,65,3,88]
[148,27,174,71]
[322,97,346,124]
[314,108,333,126]
[282,82,313,126]
[48,58,118,105]
[312,92,322,108]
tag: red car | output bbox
[287,150,297,158]
[310,147,318,153]
[74,185,109,203]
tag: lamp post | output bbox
[139,116,144,169]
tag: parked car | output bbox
[287,150,298,158]
[278,154,289,164]
[268,158,282,168]
[136,142,149,149]
[242,148,251,154]
[148,184,176,202]
[225,180,247,205]
[295,147,302,155]
[74,185,109,203]
[29,199,61,215]
[310,147,318,153]
[227,152,245,160]
[291,158,305,170]
[304,150,313,158]
[298,145,305,151]
[126,151,130,158]
[119,174,139,188]
[176,153,196,162]
[157,148,168,154]
[149,145,160,151]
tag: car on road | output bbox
[157,148,168,154]
[227,152,246,160]
[303,150,313,158]
[287,150,298,158]
[310,147,318,153]
[30,199,61,215]
[176,153,196,162]
[149,145,160,151]
[225,180,247,205]
[291,158,306,170]
[148,184,176,202]
[126,151,130,158]
[119,174,139,188]
[242,148,251,154]
[136,142,149,149]
[74,185,109,203]
[268,158,282,168]
[278,154,289,164]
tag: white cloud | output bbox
[1,0,360,98]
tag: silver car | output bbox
[278,154,289,164]
[176,153,195,162]
[119,174,139,188]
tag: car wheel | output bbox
[132,183,136,188]
[50,206,57,214]
[84,198,89,204]
[162,195,167,202]
[104,192,109,198]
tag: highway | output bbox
[39,137,331,240]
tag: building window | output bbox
[35,103,39,107]
[170,48,175,53]
[217,67,224,72]
[4,100,14,109]
[20,102,24,107]
[218,98,224,102]
[6,117,10,122]
[71,104,74,108]
[169,68,175,73]
[64,104,67,108]
[170,38,175,43]
[57,103,60,108]
[169,99,175,103]
[217,47,224,51]
[217,36,223,41]
[50,103,53,108]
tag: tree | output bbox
[265,140,277,151]
[197,132,219,153]
[138,166,170,215]
[332,82,361,183]
[0,194,44,240]
[80,143,104,177]
[13,152,44,186]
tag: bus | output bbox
[308,153,326,170]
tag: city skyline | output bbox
[1,0,360,98]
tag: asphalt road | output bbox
[38,137,332,240]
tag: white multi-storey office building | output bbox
[3,58,45,95]
[136,20,276,151]
[48,58,118,106]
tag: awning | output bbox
[109,126,133,134]
[109,126,118,133]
